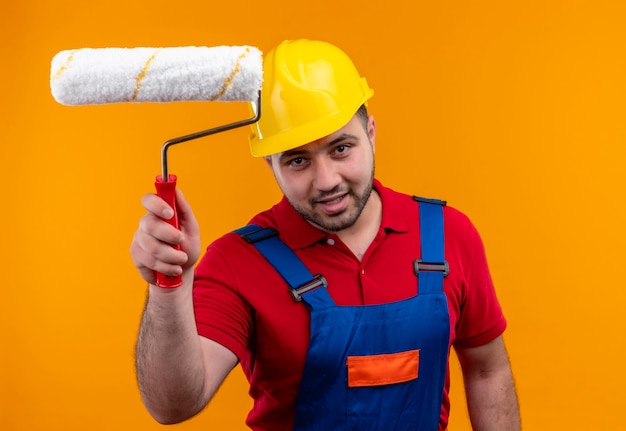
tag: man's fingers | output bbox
[139,214,184,246]
[141,193,175,220]
[130,189,200,286]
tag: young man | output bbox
[130,39,520,430]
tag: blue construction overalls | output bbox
[236,197,450,431]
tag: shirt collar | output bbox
[272,179,410,250]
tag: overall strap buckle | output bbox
[240,226,279,243]
[414,260,449,277]
[290,274,328,302]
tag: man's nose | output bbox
[312,158,341,191]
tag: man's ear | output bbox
[368,115,377,152]
[263,155,274,170]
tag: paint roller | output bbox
[50,45,263,288]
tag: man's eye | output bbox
[289,157,305,166]
[334,145,349,155]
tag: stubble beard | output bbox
[289,167,375,233]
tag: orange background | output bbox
[2,1,625,429]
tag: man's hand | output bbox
[130,188,201,286]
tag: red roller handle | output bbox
[154,174,183,288]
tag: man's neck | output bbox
[336,190,382,261]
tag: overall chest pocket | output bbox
[346,349,419,387]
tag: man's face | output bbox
[266,114,377,233]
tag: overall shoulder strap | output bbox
[233,225,327,302]
[412,197,448,294]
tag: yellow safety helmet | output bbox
[249,39,374,157]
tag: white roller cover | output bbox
[50,46,263,105]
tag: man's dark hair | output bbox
[356,104,368,130]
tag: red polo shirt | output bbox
[193,179,506,430]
